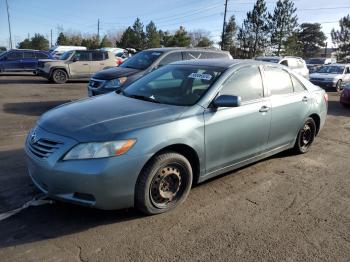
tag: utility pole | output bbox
[5,0,13,49]
[97,19,100,41]
[221,0,228,50]
[50,29,53,47]
[324,41,328,57]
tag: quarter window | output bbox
[36,52,49,59]
[220,66,264,102]
[291,75,306,92]
[23,52,35,59]
[264,67,294,95]
[92,52,105,61]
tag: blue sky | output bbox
[0,0,349,48]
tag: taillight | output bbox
[324,93,328,103]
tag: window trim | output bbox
[290,73,307,92]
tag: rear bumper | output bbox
[310,80,336,88]
[340,93,350,105]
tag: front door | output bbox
[68,51,91,78]
[23,51,37,70]
[2,51,23,71]
[204,65,271,175]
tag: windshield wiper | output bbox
[127,94,160,103]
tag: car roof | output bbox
[145,47,229,53]
[323,63,350,67]
[171,58,281,68]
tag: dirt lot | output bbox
[0,73,349,262]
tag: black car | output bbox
[87,48,232,96]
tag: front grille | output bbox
[28,138,61,158]
[89,79,105,88]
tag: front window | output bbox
[120,50,163,70]
[123,65,225,106]
[317,66,344,74]
[59,51,73,60]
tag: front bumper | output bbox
[25,126,150,210]
[309,79,337,88]
[340,92,350,105]
[36,69,50,79]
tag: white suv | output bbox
[255,56,309,79]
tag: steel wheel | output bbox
[293,117,316,154]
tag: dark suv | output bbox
[0,49,53,72]
[87,48,232,96]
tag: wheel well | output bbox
[50,67,68,78]
[151,144,200,184]
[309,113,321,135]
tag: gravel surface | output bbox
[0,73,349,261]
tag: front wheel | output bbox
[293,118,316,154]
[51,69,68,84]
[135,152,193,215]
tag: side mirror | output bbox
[212,95,241,108]
[72,57,79,62]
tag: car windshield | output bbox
[119,50,163,70]
[255,57,280,63]
[123,65,225,106]
[317,66,344,74]
[59,51,73,60]
[307,58,326,64]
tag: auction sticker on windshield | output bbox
[188,73,212,81]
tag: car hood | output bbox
[38,93,187,142]
[310,73,341,79]
[92,67,141,80]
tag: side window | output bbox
[291,75,306,92]
[36,52,49,59]
[23,51,35,59]
[280,60,288,66]
[92,52,104,61]
[7,51,23,60]
[74,51,90,61]
[158,52,182,66]
[220,66,264,102]
[346,67,350,74]
[264,67,294,95]
[183,51,202,60]
[203,52,229,59]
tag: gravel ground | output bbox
[0,73,349,262]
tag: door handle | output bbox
[302,96,308,102]
[259,105,270,113]
[83,63,89,65]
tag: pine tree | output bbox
[331,15,350,61]
[146,21,161,48]
[221,15,238,51]
[298,23,326,58]
[170,26,191,47]
[99,35,113,48]
[56,32,69,46]
[268,0,298,56]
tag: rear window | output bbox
[158,52,182,66]
[7,51,23,60]
[202,52,229,59]
[36,52,49,59]
[92,52,106,61]
[120,50,163,70]
[23,51,35,59]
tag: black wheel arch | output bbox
[308,113,321,136]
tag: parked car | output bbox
[100,47,131,65]
[25,59,327,215]
[0,49,53,72]
[0,46,6,56]
[340,82,350,107]
[49,45,87,59]
[306,57,336,73]
[36,50,116,83]
[255,56,309,79]
[309,64,350,92]
[87,47,232,96]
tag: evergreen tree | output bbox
[283,32,302,56]
[146,21,161,48]
[298,23,326,58]
[221,15,238,51]
[170,26,191,47]
[196,37,213,47]
[17,38,32,49]
[30,34,49,50]
[159,30,173,47]
[268,0,298,56]
[56,32,69,45]
[99,35,113,48]
[132,18,146,49]
[331,15,350,61]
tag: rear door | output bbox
[2,51,23,71]
[263,66,311,150]
[23,51,37,70]
[68,51,91,78]
[90,51,108,74]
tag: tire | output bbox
[51,69,68,84]
[135,152,193,215]
[293,117,316,154]
[336,80,342,92]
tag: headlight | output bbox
[104,77,127,89]
[63,139,136,160]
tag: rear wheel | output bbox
[135,152,193,215]
[293,118,316,154]
[52,69,68,84]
